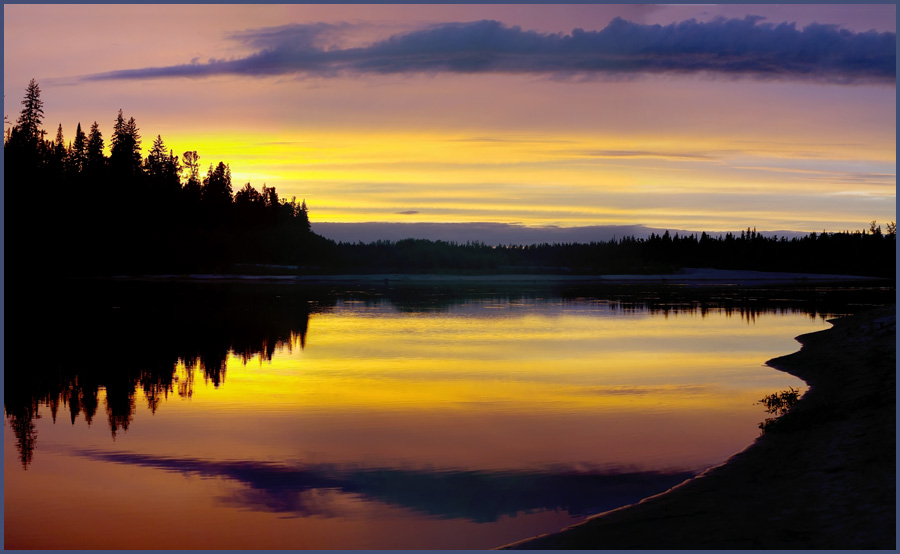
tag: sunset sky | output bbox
[4,4,896,237]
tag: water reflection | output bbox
[68,447,695,523]
[6,282,313,466]
[5,280,890,469]
[7,280,892,549]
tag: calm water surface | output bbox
[5,283,867,549]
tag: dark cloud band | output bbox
[80,16,896,84]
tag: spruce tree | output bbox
[110,110,142,177]
[17,79,44,141]
[69,122,87,174]
[86,121,105,171]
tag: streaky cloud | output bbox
[577,150,718,161]
[77,16,895,84]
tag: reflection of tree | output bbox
[5,281,319,467]
[7,406,38,469]
[340,281,891,323]
[5,280,890,468]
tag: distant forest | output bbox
[5,79,896,278]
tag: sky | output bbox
[4,4,896,238]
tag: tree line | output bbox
[5,79,895,278]
[5,79,327,277]
[328,225,895,278]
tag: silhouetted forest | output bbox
[325,227,896,277]
[5,79,896,279]
[5,79,330,276]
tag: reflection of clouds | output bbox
[71,448,695,523]
[219,487,373,520]
[579,384,711,396]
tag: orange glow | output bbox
[150,126,894,230]
[5,303,830,549]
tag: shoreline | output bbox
[108,267,884,286]
[499,305,895,549]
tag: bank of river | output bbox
[112,267,883,286]
[501,305,895,549]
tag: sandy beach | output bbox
[501,304,896,549]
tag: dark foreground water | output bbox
[4,280,891,549]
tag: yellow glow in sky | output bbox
[154,123,895,231]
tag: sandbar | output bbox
[500,305,895,549]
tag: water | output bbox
[4,281,884,549]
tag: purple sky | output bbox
[4,4,896,237]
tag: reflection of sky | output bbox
[5,303,827,548]
[65,448,695,523]
[4,4,894,233]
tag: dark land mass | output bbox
[501,305,896,550]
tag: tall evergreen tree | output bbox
[144,135,181,195]
[16,79,44,142]
[68,122,87,174]
[202,161,233,205]
[125,117,142,167]
[110,109,142,177]
[48,123,67,179]
[145,134,168,177]
[86,121,105,170]
[53,124,66,160]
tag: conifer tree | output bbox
[68,122,87,174]
[17,79,44,141]
[86,121,105,171]
[145,134,168,176]
[202,161,233,204]
[53,123,66,159]
[110,110,142,176]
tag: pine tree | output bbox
[202,161,233,204]
[17,79,44,141]
[110,109,141,176]
[68,122,87,174]
[53,123,66,161]
[48,123,68,178]
[125,116,142,167]
[145,134,167,177]
[144,136,181,194]
[86,121,105,171]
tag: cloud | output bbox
[77,16,895,84]
[577,150,718,161]
[396,210,420,215]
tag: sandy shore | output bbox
[116,267,881,285]
[500,305,895,549]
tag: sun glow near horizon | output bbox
[5,4,896,234]
[152,124,894,232]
